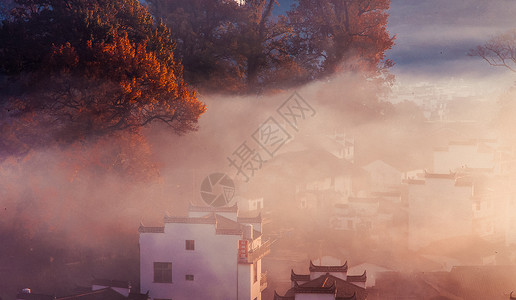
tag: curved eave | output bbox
[309,260,348,273]
[347,270,367,282]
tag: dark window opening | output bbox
[154,262,172,283]
[186,240,195,250]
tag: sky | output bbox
[385,0,516,100]
[275,0,516,101]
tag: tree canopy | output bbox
[469,29,516,73]
[0,0,206,156]
[147,0,395,93]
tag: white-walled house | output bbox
[362,160,402,192]
[331,197,380,232]
[323,132,355,162]
[291,150,355,213]
[433,140,496,173]
[139,204,269,300]
[298,175,353,196]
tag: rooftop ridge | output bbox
[138,225,164,233]
[403,179,425,185]
[424,171,456,179]
[164,214,217,224]
[215,228,242,235]
[189,203,238,213]
[310,260,348,273]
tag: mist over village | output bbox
[1,0,516,300]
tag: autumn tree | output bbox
[236,0,301,89]
[146,0,298,92]
[288,0,394,77]
[0,0,206,157]
[147,0,394,93]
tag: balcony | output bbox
[239,239,272,264]
[248,239,272,263]
[260,272,267,292]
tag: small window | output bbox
[186,240,195,250]
[185,274,194,281]
[154,262,172,283]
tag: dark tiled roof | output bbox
[291,269,310,282]
[137,226,164,233]
[188,203,238,213]
[283,274,367,300]
[347,270,367,283]
[91,279,130,289]
[214,214,242,235]
[164,214,217,224]
[310,260,348,273]
[293,279,336,294]
[237,213,262,224]
[16,293,55,300]
[57,288,127,300]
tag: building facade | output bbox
[139,204,269,300]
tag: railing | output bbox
[247,239,272,263]
[260,272,267,291]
